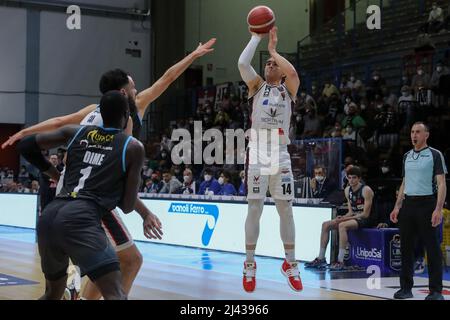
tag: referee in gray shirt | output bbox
[390,122,447,300]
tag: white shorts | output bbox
[245,144,294,200]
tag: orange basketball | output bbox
[247,6,275,34]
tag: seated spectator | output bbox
[373,104,400,151]
[214,107,231,130]
[299,88,317,109]
[17,165,30,185]
[310,166,335,199]
[326,121,343,138]
[322,79,340,99]
[159,169,183,194]
[198,167,221,195]
[430,61,450,109]
[217,170,237,196]
[398,86,417,129]
[171,164,184,182]
[366,71,386,101]
[301,107,322,139]
[142,178,155,194]
[1,168,14,185]
[346,72,365,102]
[143,172,163,194]
[419,2,445,34]
[17,182,30,193]
[305,166,375,270]
[238,170,246,196]
[30,180,40,194]
[341,103,367,130]
[411,65,431,94]
[323,94,343,127]
[180,168,197,194]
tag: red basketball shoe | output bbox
[242,261,257,293]
[281,260,303,292]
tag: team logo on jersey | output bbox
[253,176,260,184]
[263,86,271,97]
[87,130,114,144]
[264,108,282,119]
[262,99,269,106]
[253,187,260,193]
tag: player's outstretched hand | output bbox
[143,212,163,240]
[193,38,216,58]
[1,130,25,149]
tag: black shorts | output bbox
[37,199,119,281]
[355,217,374,229]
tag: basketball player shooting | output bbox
[238,26,302,293]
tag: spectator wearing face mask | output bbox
[217,171,237,196]
[411,65,431,93]
[180,168,197,194]
[366,71,386,101]
[238,170,246,196]
[310,166,334,199]
[341,103,366,130]
[198,168,221,195]
[159,169,183,194]
[30,180,40,194]
[430,61,450,109]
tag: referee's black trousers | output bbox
[399,197,442,293]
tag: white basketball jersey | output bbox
[249,82,293,145]
[80,105,103,126]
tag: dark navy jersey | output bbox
[58,125,134,211]
[348,184,366,214]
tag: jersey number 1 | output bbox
[74,166,93,192]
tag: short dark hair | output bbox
[221,170,232,180]
[100,91,129,127]
[314,165,326,173]
[347,166,362,178]
[204,168,214,175]
[412,121,429,132]
[99,69,129,94]
[162,169,172,176]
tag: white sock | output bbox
[246,249,255,263]
[318,248,326,260]
[338,249,346,263]
[285,249,295,262]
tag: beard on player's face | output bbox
[127,95,137,114]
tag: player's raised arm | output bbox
[2,104,97,149]
[238,32,264,96]
[267,27,300,98]
[135,38,216,119]
[17,125,82,181]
